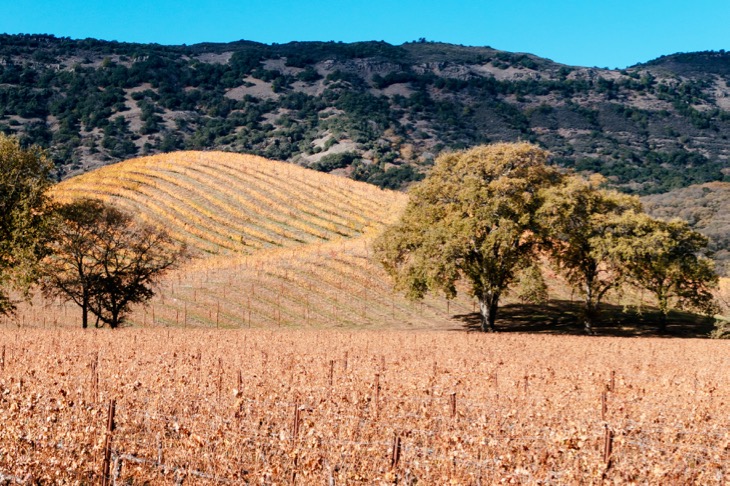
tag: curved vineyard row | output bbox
[53,151,407,255]
[17,236,475,331]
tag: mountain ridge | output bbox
[1,33,728,196]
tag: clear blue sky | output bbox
[2,0,729,69]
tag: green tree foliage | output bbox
[0,134,54,314]
[310,151,360,172]
[41,199,187,328]
[603,213,718,330]
[513,264,549,305]
[538,175,642,333]
[374,143,561,332]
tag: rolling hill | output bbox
[6,35,730,263]
[45,151,480,330]
[18,150,718,333]
[52,151,407,256]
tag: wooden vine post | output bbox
[292,398,301,439]
[101,399,116,486]
[374,373,380,419]
[390,435,401,469]
[603,425,614,464]
[90,353,99,403]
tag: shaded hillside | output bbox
[52,151,407,255]
[1,34,729,194]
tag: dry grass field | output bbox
[1,329,729,484]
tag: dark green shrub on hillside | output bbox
[310,151,360,172]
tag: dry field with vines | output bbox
[3,151,729,483]
[0,328,729,484]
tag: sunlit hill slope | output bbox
[53,151,407,256]
[43,151,482,330]
[28,151,726,332]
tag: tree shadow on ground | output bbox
[453,300,716,338]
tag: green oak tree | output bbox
[603,212,718,331]
[0,134,54,315]
[538,175,642,333]
[374,142,562,332]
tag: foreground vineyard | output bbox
[52,151,407,255]
[0,329,728,484]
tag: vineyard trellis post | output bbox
[603,425,614,470]
[101,399,116,486]
[90,353,99,403]
[390,435,401,469]
[374,373,380,419]
[292,398,301,439]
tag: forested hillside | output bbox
[1,34,729,195]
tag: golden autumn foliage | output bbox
[52,151,406,256]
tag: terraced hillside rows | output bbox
[37,150,726,332]
[53,151,407,256]
[45,151,473,330]
[21,237,480,331]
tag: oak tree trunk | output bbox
[583,281,597,335]
[478,292,500,332]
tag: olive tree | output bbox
[41,199,188,328]
[374,142,561,332]
[0,134,54,315]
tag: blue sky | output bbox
[2,0,730,68]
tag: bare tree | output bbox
[41,199,188,328]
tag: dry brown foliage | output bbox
[1,328,729,484]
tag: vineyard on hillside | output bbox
[44,150,476,331]
[1,329,729,483]
[52,151,407,256]
[4,145,730,483]
[18,150,722,332]
[16,237,482,331]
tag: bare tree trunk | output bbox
[478,292,500,332]
[81,289,88,329]
[657,290,669,334]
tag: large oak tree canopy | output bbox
[376,142,718,333]
[374,142,562,332]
